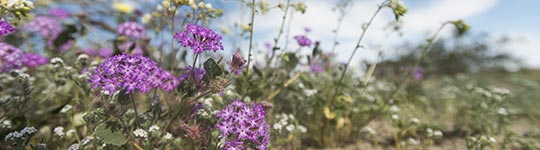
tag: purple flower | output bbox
[22,53,48,68]
[0,43,23,72]
[82,48,98,56]
[310,65,324,73]
[216,100,270,149]
[116,22,146,39]
[98,48,114,58]
[404,66,424,80]
[89,54,179,94]
[304,27,311,33]
[230,53,246,74]
[25,16,61,38]
[0,19,15,35]
[293,35,312,47]
[48,8,70,19]
[174,24,224,54]
[60,40,74,52]
[178,65,206,82]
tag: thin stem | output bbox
[389,23,448,100]
[191,53,199,83]
[245,0,256,74]
[130,93,141,128]
[266,0,291,67]
[331,0,353,53]
[169,8,177,70]
[331,4,384,105]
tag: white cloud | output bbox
[217,0,507,68]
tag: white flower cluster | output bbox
[361,126,377,135]
[298,83,318,97]
[4,127,38,144]
[426,128,443,137]
[1,120,12,129]
[5,0,34,9]
[149,125,160,133]
[60,104,73,113]
[133,128,148,138]
[272,113,307,133]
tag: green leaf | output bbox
[203,58,223,82]
[95,121,128,146]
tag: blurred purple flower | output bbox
[304,27,311,33]
[404,66,424,80]
[293,35,312,47]
[264,42,272,50]
[119,41,144,55]
[216,99,270,150]
[48,8,70,19]
[310,65,324,73]
[25,16,61,38]
[22,53,48,68]
[0,43,23,72]
[98,48,114,58]
[60,40,74,52]
[116,22,146,39]
[0,19,15,35]
[174,24,224,54]
[178,65,206,82]
[89,54,178,94]
[82,48,98,56]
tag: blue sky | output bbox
[213,0,540,68]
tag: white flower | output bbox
[141,13,152,24]
[66,129,76,137]
[410,118,420,124]
[133,129,148,138]
[81,136,93,145]
[285,124,295,132]
[1,120,12,128]
[362,127,377,135]
[149,125,160,133]
[426,128,433,136]
[297,125,307,133]
[391,114,399,120]
[60,104,73,113]
[164,132,173,140]
[21,127,37,135]
[497,107,508,116]
[304,89,318,97]
[389,105,400,112]
[204,3,212,9]
[54,126,65,137]
[67,143,80,150]
[273,124,283,130]
[407,138,419,145]
[5,131,23,141]
[488,137,497,143]
[433,130,443,137]
[51,57,64,64]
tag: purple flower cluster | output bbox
[82,48,113,58]
[0,43,23,72]
[0,19,15,35]
[116,22,146,39]
[178,66,206,82]
[89,54,179,94]
[216,100,270,150]
[174,24,224,54]
[25,16,61,38]
[48,8,70,19]
[293,35,312,47]
[22,53,48,68]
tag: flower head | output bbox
[174,24,224,54]
[0,42,24,72]
[216,99,270,149]
[22,53,48,68]
[293,35,312,47]
[48,8,70,19]
[0,19,15,35]
[89,54,179,94]
[230,53,246,74]
[25,16,61,38]
[117,22,146,39]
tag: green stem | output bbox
[245,0,256,74]
[130,93,141,128]
[266,0,291,67]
